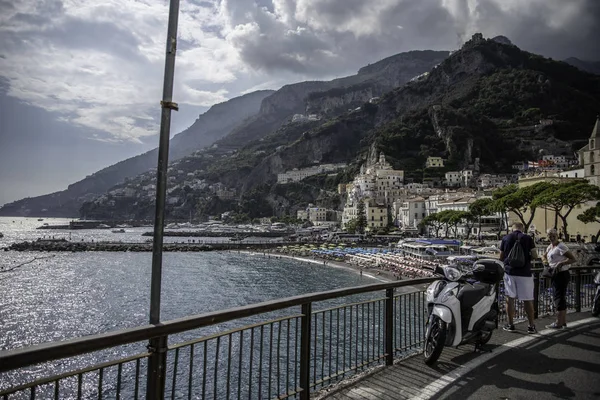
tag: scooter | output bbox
[424,259,504,366]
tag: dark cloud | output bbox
[43,17,146,62]
[229,0,600,78]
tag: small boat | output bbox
[37,218,44,221]
[97,224,111,229]
[230,235,249,242]
[0,232,4,238]
[112,228,126,233]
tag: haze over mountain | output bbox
[0,0,599,206]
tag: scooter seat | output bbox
[457,283,490,308]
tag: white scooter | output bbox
[424,259,504,366]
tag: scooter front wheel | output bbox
[592,288,600,317]
[424,315,447,366]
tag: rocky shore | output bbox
[141,230,288,238]
[5,239,287,252]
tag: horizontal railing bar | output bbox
[313,297,388,314]
[0,277,435,373]
[0,352,150,396]
[273,387,302,400]
[168,314,303,350]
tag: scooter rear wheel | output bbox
[479,330,493,345]
[424,315,446,366]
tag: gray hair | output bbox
[547,228,558,235]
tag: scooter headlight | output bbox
[443,267,462,282]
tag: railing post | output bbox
[533,272,540,319]
[575,269,582,313]
[300,303,312,400]
[146,335,168,400]
[385,288,394,366]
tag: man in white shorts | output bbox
[499,222,538,333]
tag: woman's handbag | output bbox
[541,263,557,279]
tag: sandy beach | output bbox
[236,250,432,293]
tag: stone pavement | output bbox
[320,313,600,400]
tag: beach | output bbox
[237,249,428,285]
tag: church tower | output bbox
[581,115,600,186]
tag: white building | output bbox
[277,163,347,184]
[445,171,462,187]
[398,197,426,230]
[559,168,585,179]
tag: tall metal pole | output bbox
[147,0,180,398]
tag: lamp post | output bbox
[147,0,180,398]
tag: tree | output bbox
[492,182,552,233]
[460,211,478,240]
[356,201,367,234]
[344,218,358,233]
[577,202,600,241]
[421,213,443,237]
[469,198,493,237]
[533,181,600,240]
[436,210,460,237]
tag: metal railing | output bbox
[0,277,434,399]
[0,267,596,399]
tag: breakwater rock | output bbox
[5,240,291,252]
[141,231,288,238]
[7,240,214,252]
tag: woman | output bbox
[544,228,577,329]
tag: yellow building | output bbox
[426,156,444,168]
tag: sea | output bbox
[0,217,388,396]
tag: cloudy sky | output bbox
[1,0,599,205]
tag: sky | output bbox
[0,0,599,205]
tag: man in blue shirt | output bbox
[499,222,538,333]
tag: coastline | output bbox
[237,250,398,283]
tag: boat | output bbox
[230,234,249,242]
[0,232,4,238]
[112,229,126,233]
[37,218,44,221]
[97,224,111,229]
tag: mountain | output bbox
[77,34,600,222]
[214,50,449,149]
[239,34,600,190]
[563,57,600,75]
[0,50,448,217]
[0,90,273,217]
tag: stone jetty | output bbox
[141,231,287,238]
[5,239,290,252]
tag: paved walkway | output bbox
[320,313,600,400]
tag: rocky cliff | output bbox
[216,51,448,148]
[0,90,273,217]
[237,35,600,198]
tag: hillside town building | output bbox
[579,115,600,187]
[277,163,347,184]
[425,157,444,168]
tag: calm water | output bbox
[0,218,383,394]
[0,217,281,246]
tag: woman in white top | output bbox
[544,228,577,329]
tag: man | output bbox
[499,222,538,333]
